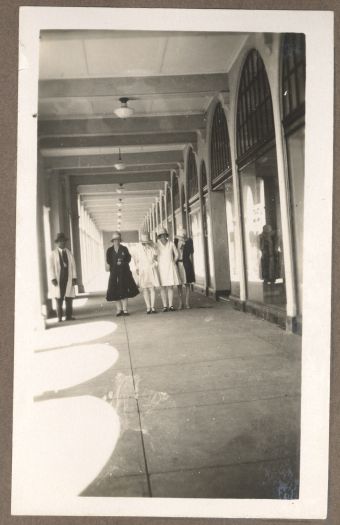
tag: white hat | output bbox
[157,227,168,238]
[176,228,187,240]
[111,231,121,241]
[140,232,151,243]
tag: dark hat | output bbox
[55,232,68,242]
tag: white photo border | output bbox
[12,6,334,519]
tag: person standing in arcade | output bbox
[106,231,139,316]
[49,232,78,322]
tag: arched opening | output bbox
[200,161,211,290]
[166,185,173,238]
[237,49,286,308]
[172,174,180,234]
[210,102,232,187]
[282,33,306,322]
[180,183,186,232]
[161,194,166,224]
[207,102,232,297]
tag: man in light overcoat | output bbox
[49,232,77,322]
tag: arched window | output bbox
[282,33,306,125]
[187,148,198,200]
[181,184,186,209]
[210,102,231,186]
[173,175,180,211]
[166,185,172,217]
[236,49,275,162]
[201,161,208,193]
[161,194,166,221]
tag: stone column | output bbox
[272,120,297,323]
[229,127,247,304]
[271,71,297,326]
[70,184,85,293]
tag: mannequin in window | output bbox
[259,224,276,284]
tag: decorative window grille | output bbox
[173,175,180,211]
[201,161,208,193]
[161,194,166,221]
[187,148,198,200]
[236,49,275,161]
[210,102,231,184]
[282,33,306,125]
[166,186,172,217]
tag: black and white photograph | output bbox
[11,6,333,520]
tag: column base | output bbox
[229,295,246,312]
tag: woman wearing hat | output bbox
[175,227,195,309]
[134,232,160,314]
[156,227,180,312]
[106,231,139,316]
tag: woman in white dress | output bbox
[156,227,180,312]
[134,232,160,314]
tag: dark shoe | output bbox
[66,317,76,321]
[151,308,158,314]
[169,306,175,312]
[58,318,63,323]
[146,310,151,315]
[163,307,168,313]
[116,311,124,317]
[123,311,130,316]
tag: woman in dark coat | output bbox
[174,228,195,309]
[106,231,139,316]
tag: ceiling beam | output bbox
[70,173,171,186]
[39,73,229,99]
[39,132,197,149]
[38,114,205,136]
[44,150,183,170]
[57,166,176,177]
[78,182,165,193]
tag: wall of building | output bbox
[143,32,305,331]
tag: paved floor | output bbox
[38,288,301,499]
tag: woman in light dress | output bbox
[175,228,195,309]
[134,232,160,314]
[156,227,180,312]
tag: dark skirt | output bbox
[106,265,139,301]
[183,258,195,284]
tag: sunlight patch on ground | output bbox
[33,343,119,395]
[14,396,120,512]
[33,320,117,351]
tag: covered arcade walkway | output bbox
[33,288,301,499]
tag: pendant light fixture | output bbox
[114,97,134,119]
[114,148,125,171]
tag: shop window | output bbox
[236,49,275,162]
[282,33,306,126]
[173,175,180,211]
[187,148,199,200]
[210,102,231,185]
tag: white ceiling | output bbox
[39,30,249,232]
[39,31,247,79]
[79,183,163,231]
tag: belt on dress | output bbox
[177,259,183,262]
